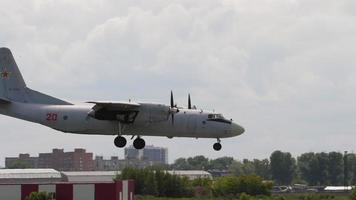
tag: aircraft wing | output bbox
[0,97,11,104]
[87,101,140,111]
[87,101,140,122]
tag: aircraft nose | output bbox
[231,123,245,136]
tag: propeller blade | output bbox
[188,94,191,109]
[171,113,174,125]
[170,91,174,108]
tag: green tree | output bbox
[25,192,53,200]
[230,160,245,176]
[298,152,316,185]
[242,159,256,175]
[171,158,192,170]
[328,152,344,185]
[316,152,329,185]
[298,152,329,185]
[117,167,193,198]
[350,187,356,200]
[209,157,234,170]
[187,155,209,170]
[347,154,356,185]
[270,150,296,185]
[191,178,213,197]
[213,175,272,197]
[253,159,271,180]
[142,169,158,196]
[230,159,262,177]
[8,160,31,169]
[172,156,236,171]
[154,169,166,196]
[118,167,146,194]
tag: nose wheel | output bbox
[213,138,222,151]
[133,137,146,149]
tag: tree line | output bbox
[116,167,271,198]
[169,151,356,186]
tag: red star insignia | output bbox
[1,69,11,79]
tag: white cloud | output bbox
[1,0,356,165]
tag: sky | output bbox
[1,0,356,166]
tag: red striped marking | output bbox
[21,184,38,200]
[56,184,73,200]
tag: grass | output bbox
[272,193,351,200]
[135,193,352,200]
[136,197,225,200]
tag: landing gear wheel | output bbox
[213,143,222,151]
[114,136,127,148]
[133,138,145,149]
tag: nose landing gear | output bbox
[213,138,222,151]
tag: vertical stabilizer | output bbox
[0,48,26,101]
[0,48,71,105]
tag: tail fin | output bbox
[0,48,71,105]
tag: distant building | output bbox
[5,154,38,169]
[125,145,168,165]
[5,149,95,171]
[5,146,169,171]
[38,148,94,171]
[95,156,122,171]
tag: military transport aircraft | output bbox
[0,48,244,151]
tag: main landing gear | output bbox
[113,121,145,149]
[114,135,146,149]
[133,137,145,149]
[114,136,127,148]
[213,138,222,151]
[114,122,127,148]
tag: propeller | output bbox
[188,94,191,109]
[169,91,179,125]
[171,91,174,108]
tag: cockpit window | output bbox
[208,114,224,119]
[207,113,231,124]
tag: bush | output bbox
[117,167,193,198]
[213,175,272,197]
[351,188,356,200]
[191,178,213,197]
[274,195,286,200]
[240,192,252,200]
[25,192,53,200]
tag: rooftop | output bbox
[0,169,62,179]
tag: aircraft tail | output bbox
[0,47,71,105]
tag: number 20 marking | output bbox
[46,113,58,121]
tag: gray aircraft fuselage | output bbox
[0,47,245,150]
